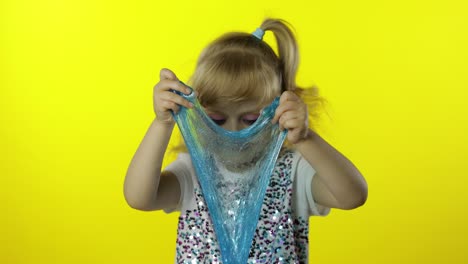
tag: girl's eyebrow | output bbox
[207,109,260,117]
[204,107,226,115]
[241,109,262,115]
[204,104,262,116]
[242,113,260,117]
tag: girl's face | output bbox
[204,99,266,131]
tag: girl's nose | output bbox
[224,120,243,131]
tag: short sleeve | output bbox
[162,153,194,214]
[293,152,331,217]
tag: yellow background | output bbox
[2,0,467,263]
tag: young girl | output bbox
[124,18,368,263]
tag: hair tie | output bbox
[252,28,265,40]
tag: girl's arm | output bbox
[295,129,368,210]
[123,68,192,211]
[123,118,181,211]
[273,91,367,210]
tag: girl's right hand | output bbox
[153,68,193,125]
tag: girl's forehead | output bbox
[200,84,280,102]
[204,99,266,112]
[193,69,282,107]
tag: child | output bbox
[124,18,368,263]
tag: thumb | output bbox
[160,68,179,81]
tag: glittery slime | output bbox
[171,83,287,264]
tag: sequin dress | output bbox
[164,150,331,264]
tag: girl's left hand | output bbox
[272,91,309,144]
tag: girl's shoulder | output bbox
[171,151,192,165]
[278,147,301,162]
[164,151,195,177]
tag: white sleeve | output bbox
[161,153,194,214]
[293,152,331,217]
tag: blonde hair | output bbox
[171,18,328,153]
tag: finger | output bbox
[280,91,299,103]
[272,102,289,124]
[277,101,301,114]
[160,100,180,113]
[277,110,298,129]
[278,119,284,131]
[282,118,302,130]
[279,111,301,125]
[288,129,303,144]
[160,92,194,109]
[160,68,178,81]
[155,79,192,95]
[272,101,301,124]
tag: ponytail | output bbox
[260,18,329,134]
[260,18,299,92]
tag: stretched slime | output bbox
[171,83,287,264]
